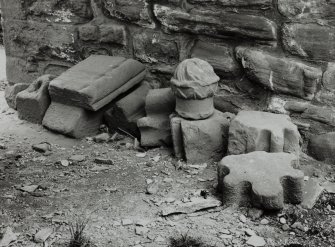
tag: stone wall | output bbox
[2,0,335,148]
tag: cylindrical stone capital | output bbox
[175,97,215,120]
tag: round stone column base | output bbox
[176,97,214,120]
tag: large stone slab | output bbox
[171,111,234,163]
[308,132,335,163]
[228,111,301,155]
[16,75,54,124]
[282,23,335,62]
[188,0,272,8]
[104,82,151,138]
[49,55,146,111]
[235,47,322,100]
[42,102,104,138]
[191,40,240,78]
[218,151,304,210]
[153,4,277,42]
[137,88,176,147]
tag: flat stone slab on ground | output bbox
[42,102,104,138]
[49,55,146,111]
[301,179,324,209]
[16,74,54,124]
[218,151,304,210]
[228,111,300,155]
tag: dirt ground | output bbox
[0,47,335,247]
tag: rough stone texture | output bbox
[154,4,277,42]
[282,23,335,62]
[228,111,301,155]
[171,58,219,120]
[278,0,335,20]
[137,88,176,147]
[5,83,30,109]
[104,82,151,138]
[3,0,335,139]
[171,111,234,163]
[316,63,335,106]
[308,132,335,163]
[49,55,146,111]
[301,179,324,209]
[16,75,54,124]
[42,102,104,138]
[191,40,240,78]
[236,47,322,100]
[218,151,304,210]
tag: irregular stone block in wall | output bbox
[228,111,301,155]
[5,83,30,109]
[282,23,335,62]
[153,4,277,42]
[104,82,151,138]
[301,106,335,127]
[315,63,335,106]
[102,0,155,28]
[218,151,304,210]
[28,0,93,24]
[308,132,335,163]
[236,47,322,100]
[49,55,146,111]
[16,75,54,124]
[188,0,272,8]
[278,0,335,20]
[137,88,176,147]
[133,32,179,64]
[191,41,240,78]
[171,111,234,163]
[42,102,104,139]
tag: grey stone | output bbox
[171,111,234,163]
[34,228,53,243]
[42,102,104,139]
[236,47,322,100]
[282,23,335,62]
[218,151,304,210]
[154,4,277,42]
[191,40,240,78]
[246,235,266,247]
[228,111,301,155]
[301,179,324,209]
[104,82,151,139]
[308,132,335,163]
[49,55,146,111]
[0,227,18,247]
[16,74,54,124]
[5,83,29,109]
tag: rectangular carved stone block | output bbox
[42,102,104,138]
[49,55,146,111]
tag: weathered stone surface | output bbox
[236,47,322,100]
[133,32,179,64]
[28,0,93,24]
[228,111,301,155]
[5,83,29,109]
[16,75,54,124]
[301,179,324,209]
[218,151,304,210]
[145,88,176,115]
[301,106,335,127]
[282,23,335,62]
[99,23,128,45]
[171,111,234,163]
[49,55,146,111]
[315,63,335,106]
[104,82,151,138]
[0,0,27,20]
[137,88,176,147]
[171,58,219,120]
[308,132,335,163]
[278,0,335,20]
[154,4,277,41]
[102,0,155,28]
[191,41,240,78]
[42,102,104,138]
[188,0,271,8]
